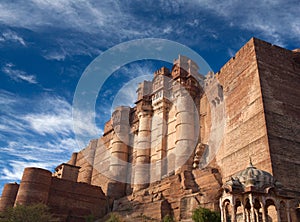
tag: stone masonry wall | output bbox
[253,38,300,196]
[0,167,108,221]
[216,38,273,180]
[48,177,107,221]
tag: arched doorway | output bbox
[266,199,277,222]
[223,199,232,222]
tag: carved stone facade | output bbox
[0,38,299,221]
[220,161,298,222]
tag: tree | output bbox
[192,207,221,222]
[0,203,58,222]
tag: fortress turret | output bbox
[15,167,52,205]
[107,106,130,198]
[133,81,153,192]
[0,183,19,211]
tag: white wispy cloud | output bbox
[0,134,78,183]
[2,63,38,84]
[0,91,101,184]
[0,0,298,62]
[0,30,26,46]
[193,0,300,46]
[0,1,181,42]
[43,50,67,61]
[111,64,154,109]
[0,89,17,105]
[0,0,298,50]
[23,95,103,140]
[0,1,117,34]
[0,160,56,181]
[0,91,102,149]
[23,97,73,136]
[112,76,151,109]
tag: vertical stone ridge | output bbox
[108,106,131,199]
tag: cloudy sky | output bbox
[0,0,299,192]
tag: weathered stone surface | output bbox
[0,183,19,211]
[48,177,107,221]
[112,167,221,221]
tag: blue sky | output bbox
[0,0,299,192]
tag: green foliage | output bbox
[162,214,174,222]
[85,214,95,222]
[0,203,58,222]
[192,207,221,222]
[105,213,123,222]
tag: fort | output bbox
[0,37,299,222]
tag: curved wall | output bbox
[15,167,52,205]
[0,183,19,211]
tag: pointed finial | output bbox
[248,157,254,168]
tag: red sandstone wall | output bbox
[75,150,89,182]
[14,167,52,205]
[91,136,113,195]
[1,167,108,221]
[69,38,299,202]
[47,177,107,220]
[0,183,19,211]
[199,94,212,145]
[216,38,273,179]
[253,39,300,195]
[76,140,97,184]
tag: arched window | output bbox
[266,199,277,222]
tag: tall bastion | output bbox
[0,38,299,222]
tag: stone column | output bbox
[150,98,170,181]
[174,91,196,173]
[80,139,97,184]
[241,200,246,222]
[276,202,281,222]
[108,106,130,199]
[260,197,268,222]
[286,200,291,222]
[220,200,224,222]
[255,208,260,222]
[231,203,237,222]
[248,209,252,222]
[133,110,152,192]
[249,194,256,222]
[224,208,227,222]
[261,205,267,222]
